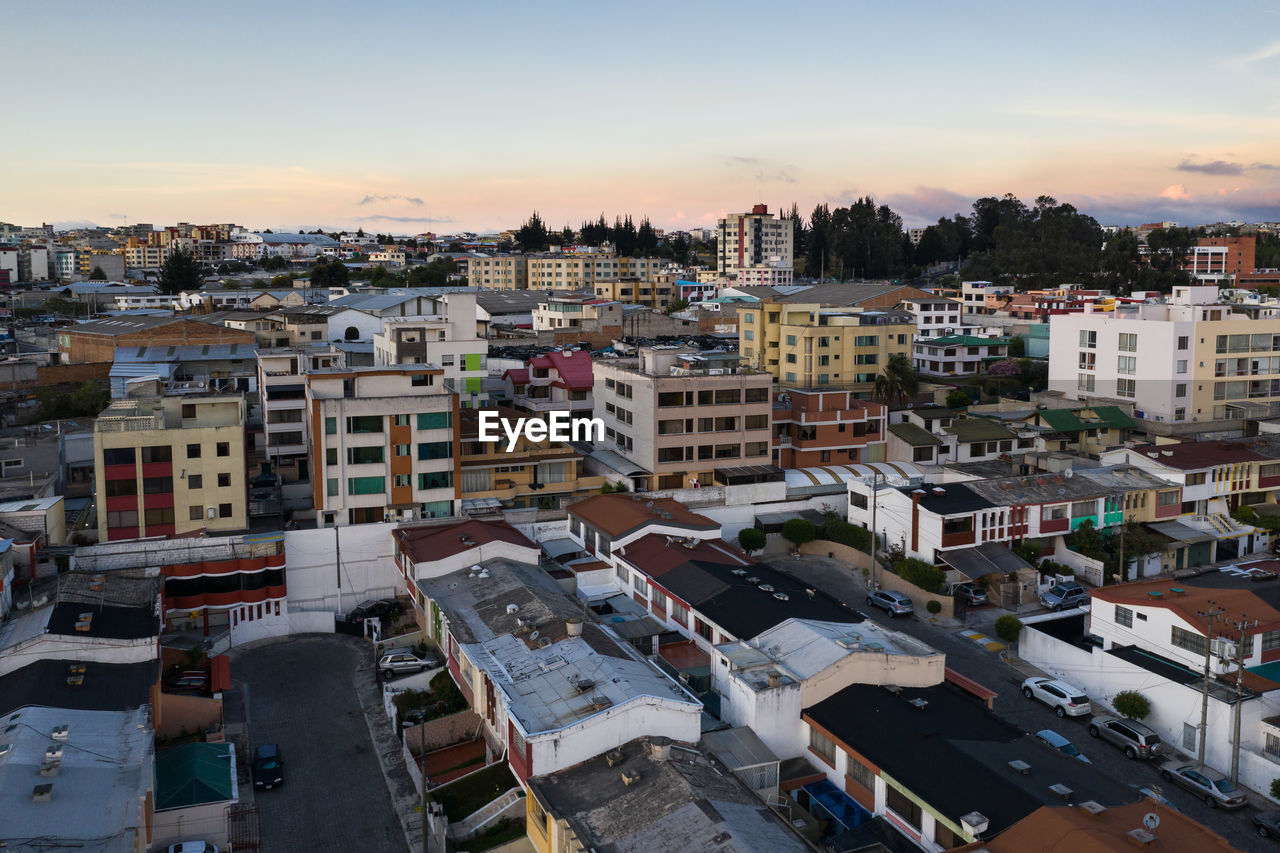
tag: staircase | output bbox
[446,786,524,840]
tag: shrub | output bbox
[994,614,1023,644]
[737,527,766,555]
[819,515,873,553]
[1272,778,1280,801]
[926,600,942,616]
[895,558,944,594]
[945,390,970,409]
[781,518,817,548]
[1113,690,1151,721]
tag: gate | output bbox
[228,803,260,851]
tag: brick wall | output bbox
[59,320,256,364]
[404,709,483,754]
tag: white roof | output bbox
[720,617,939,682]
[783,461,923,489]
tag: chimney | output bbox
[960,812,988,837]
[932,487,946,495]
[767,671,781,688]
[650,736,671,762]
[566,618,583,637]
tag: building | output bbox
[1185,236,1256,283]
[898,294,969,339]
[109,342,258,399]
[1049,285,1280,425]
[716,205,794,285]
[738,300,915,396]
[372,292,488,404]
[257,232,339,258]
[93,394,250,541]
[467,255,528,289]
[75,251,125,281]
[771,388,887,469]
[960,280,1013,314]
[368,250,406,266]
[257,346,346,480]
[952,800,1237,852]
[57,316,255,364]
[912,334,1011,377]
[531,294,624,332]
[591,272,677,310]
[502,348,594,417]
[305,364,458,526]
[123,242,172,269]
[592,346,774,490]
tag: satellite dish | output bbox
[1064,468,1074,478]
[1143,812,1160,831]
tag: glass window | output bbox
[327,478,338,496]
[186,443,201,458]
[103,447,136,466]
[347,446,385,465]
[417,470,453,490]
[416,412,451,430]
[347,415,383,434]
[325,417,337,435]
[216,442,230,457]
[187,474,202,489]
[809,727,836,765]
[347,476,385,495]
[417,441,452,460]
[1115,605,1133,628]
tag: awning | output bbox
[541,538,582,559]
[1145,520,1216,545]
[461,497,504,510]
[587,448,650,477]
[941,542,1035,580]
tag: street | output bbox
[771,555,1273,852]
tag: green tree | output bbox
[406,258,457,287]
[895,557,944,593]
[88,265,108,281]
[874,353,919,408]
[819,513,872,553]
[781,518,816,549]
[1113,690,1151,720]
[926,600,942,616]
[737,527,766,555]
[945,390,971,409]
[995,614,1023,643]
[665,298,689,315]
[158,248,203,295]
[1007,336,1026,357]
[516,211,550,252]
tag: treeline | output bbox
[515,211,702,262]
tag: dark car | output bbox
[253,744,283,790]
[1255,811,1280,839]
[949,582,988,607]
[164,670,210,692]
[346,598,399,622]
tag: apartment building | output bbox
[372,292,488,403]
[592,272,676,309]
[771,388,887,469]
[59,316,255,364]
[94,394,249,541]
[124,242,172,268]
[898,295,968,339]
[592,346,773,490]
[531,295,624,331]
[1185,236,1255,282]
[75,251,124,280]
[738,302,915,396]
[912,334,1010,378]
[716,205,793,285]
[466,255,527,289]
[257,346,346,480]
[1049,285,1280,424]
[960,280,1012,315]
[305,365,458,526]
[503,348,594,416]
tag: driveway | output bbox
[233,634,412,853]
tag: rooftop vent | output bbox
[591,695,611,710]
[1127,828,1156,847]
[1008,759,1031,775]
[506,603,519,615]
[621,769,641,786]
[774,592,790,602]
[932,487,946,495]
[909,697,928,711]
[1049,783,1074,801]
[759,584,775,593]
[730,568,748,576]
[746,576,762,585]
[650,736,672,762]
[605,749,624,767]
[1168,587,1185,596]
[574,678,595,694]
[1078,801,1107,816]
[566,618,583,637]
[50,726,68,741]
[32,783,53,803]
[960,812,989,836]
[44,746,63,761]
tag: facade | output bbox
[899,295,969,339]
[739,302,915,396]
[960,280,1013,315]
[531,295,621,331]
[257,346,346,479]
[771,388,887,469]
[592,346,773,490]
[371,292,488,403]
[1185,236,1256,283]
[58,316,255,364]
[591,272,677,309]
[466,255,527,289]
[913,334,1010,377]
[1049,285,1280,424]
[124,242,173,268]
[305,365,458,526]
[93,395,249,541]
[716,205,794,285]
[502,348,594,416]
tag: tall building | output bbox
[716,205,793,285]
[738,301,915,397]
[305,365,458,526]
[1185,235,1256,282]
[1049,285,1280,425]
[94,394,250,541]
[372,292,489,404]
[593,346,773,490]
[257,346,347,482]
[771,389,887,469]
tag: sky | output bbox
[4,0,1280,234]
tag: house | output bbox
[152,742,238,853]
[57,316,255,364]
[1023,405,1136,455]
[951,800,1237,852]
[503,348,594,416]
[393,518,540,586]
[912,334,1011,378]
[770,389,887,469]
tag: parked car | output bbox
[1021,677,1091,717]
[167,843,218,853]
[378,648,441,680]
[865,590,913,617]
[164,670,210,691]
[1087,716,1163,760]
[949,582,988,607]
[253,744,284,790]
[347,598,399,623]
[1160,763,1247,809]
[1033,729,1091,763]
[1254,811,1280,839]
[1039,583,1088,611]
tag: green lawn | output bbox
[428,762,519,821]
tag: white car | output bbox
[1021,677,1091,717]
[168,843,218,853]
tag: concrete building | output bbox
[305,365,458,526]
[372,292,488,404]
[716,205,794,285]
[466,254,527,289]
[502,348,594,417]
[593,346,774,490]
[898,294,970,339]
[1185,235,1255,283]
[531,294,623,332]
[912,334,1011,378]
[960,280,1013,315]
[591,272,677,310]
[771,388,887,469]
[257,346,346,480]
[1048,285,1280,425]
[57,316,255,364]
[93,394,249,541]
[109,342,257,399]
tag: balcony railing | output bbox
[96,414,164,433]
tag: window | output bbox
[1078,374,1095,392]
[417,441,452,460]
[144,507,174,526]
[216,442,230,457]
[1118,332,1137,352]
[1078,352,1096,370]
[105,479,137,497]
[189,506,203,521]
[633,576,648,596]
[219,503,232,518]
[347,416,383,434]
[1115,605,1133,628]
[181,404,197,419]
[417,412,451,430]
[106,510,138,528]
[348,446,384,465]
[393,414,411,427]
[394,444,410,457]
[103,447,136,466]
[1260,630,1280,652]
[1178,335,1189,350]
[1186,472,1207,485]
[347,476,385,495]
[1176,360,1188,374]
[744,388,769,403]
[1117,356,1136,375]
[846,755,875,792]
[809,727,836,765]
[393,474,412,488]
[217,473,231,488]
[913,446,933,462]
[1171,625,1207,656]
[885,785,922,829]
[327,478,338,497]
[187,474,202,489]
[143,476,174,494]
[325,417,337,435]
[186,443,201,459]
[418,470,453,490]
[410,373,433,387]
[1079,330,1096,349]
[1117,378,1136,398]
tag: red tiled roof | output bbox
[527,349,593,391]
[393,519,535,564]
[618,533,752,578]
[1130,440,1268,470]
[504,368,530,385]
[567,494,719,539]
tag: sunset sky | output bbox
[5,0,1280,233]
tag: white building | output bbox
[898,295,970,339]
[960,280,1012,315]
[372,292,488,404]
[716,205,794,286]
[257,346,346,478]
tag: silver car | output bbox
[1087,715,1163,760]
[1160,763,1247,809]
[866,590,913,617]
[378,648,441,680]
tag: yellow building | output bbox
[739,302,916,396]
[592,273,677,309]
[94,394,249,542]
[467,252,670,292]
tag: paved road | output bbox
[772,556,1272,852]
[233,635,409,853]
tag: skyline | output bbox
[4,1,1280,232]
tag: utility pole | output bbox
[1228,614,1258,785]
[869,471,882,589]
[1197,600,1225,766]
[1116,494,1126,582]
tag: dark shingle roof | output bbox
[897,483,995,516]
[944,418,1015,443]
[888,422,942,447]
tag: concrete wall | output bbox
[152,801,231,853]
[1051,538,1105,586]
[0,631,156,678]
[877,568,955,619]
[405,709,484,754]
[529,694,701,777]
[157,691,223,738]
[284,524,401,615]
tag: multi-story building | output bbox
[1049,285,1280,424]
[898,295,969,339]
[58,316,256,364]
[371,292,488,403]
[771,388,887,468]
[592,273,677,310]
[912,334,1010,378]
[531,295,623,331]
[592,346,773,490]
[257,346,346,480]
[738,302,915,397]
[502,348,594,416]
[305,365,458,526]
[1184,236,1255,283]
[526,250,621,290]
[960,280,1012,315]
[93,394,250,542]
[368,250,406,266]
[124,242,173,269]
[72,251,124,281]
[466,255,527,289]
[716,204,794,285]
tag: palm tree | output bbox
[874,353,919,408]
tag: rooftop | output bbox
[944,418,1016,443]
[805,683,1140,838]
[527,348,594,390]
[568,494,720,539]
[1093,569,1280,636]
[393,518,537,565]
[154,742,237,811]
[888,422,943,447]
[896,483,995,516]
[527,739,808,852]
[965,465,1169,507]
[64,315,184,335]
[952,801,1238,853]
[1126,440,1270,470]
[941,542,1037,580]
[0,659,156,717]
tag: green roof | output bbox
[1037,406,1134,433]
[155,742,235,811]
[889,422,943,447]
[945,418,1016,442]
[1089,405,1136,430]
[1037,409,1087,432]
[923,335,1011,347]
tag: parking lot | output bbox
[232,635,412,853]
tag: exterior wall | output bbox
[156,691,223,738]
[152,800,232,853]
[716,208,794,283]
[716,671,804,758]
[284,524,401,615]
[58,321,255,365]
[525,693,701,777]
[772,391,887,469]
[0,631,157,678]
